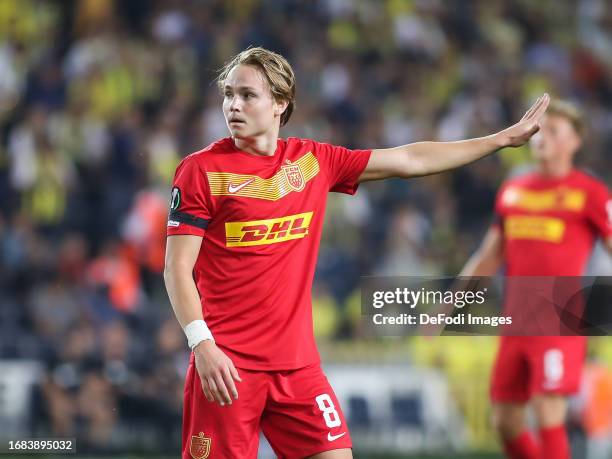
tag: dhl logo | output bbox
[225,211,313,247]
[504,215,566,243]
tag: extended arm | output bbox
[359,94,549,182]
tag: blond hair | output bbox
[546,99,585,137]
[217,47,296,126]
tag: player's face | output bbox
[530,114,581,166]
[222,64,285,139]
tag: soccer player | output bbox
[163,47,549,459]
[459,99,612,459]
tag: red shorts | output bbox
[182,356,351,459]
[490,336,587,403]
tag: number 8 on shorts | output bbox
[315,394,341,428]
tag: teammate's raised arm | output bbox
[359,94,550,182]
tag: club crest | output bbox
[282,160,305,192]
[190,432,211,459]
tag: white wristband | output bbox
[184,319,214,350]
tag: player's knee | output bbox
[491,403,526,439]
[532,394,567,428]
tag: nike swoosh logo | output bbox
[228,178,255,193]
[327,432,346,442]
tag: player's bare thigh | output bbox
[491,402,528,439]
[531,393,567,428]
[306,447,352,459]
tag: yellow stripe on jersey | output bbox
[225,211,313,247]
[207,152,319,200]
[562,189,587,211]
[504,216,566,243]
[502,187,586,212]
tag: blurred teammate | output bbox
[460,100,612,459]
[164,46,549,459]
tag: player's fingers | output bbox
[214,372,232,405]
[520,95,542,121]
[200,378,214,402]
[207,376,224,405]
[520,96,541,121]
[531,93,550,120]
[222,366,239,400]
[524,93,549,121]
[229,363,242,382]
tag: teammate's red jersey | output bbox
[491,169,610,400]
[494,169,610,334]
[495,168,611,276]
[167,137,371,370]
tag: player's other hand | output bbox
[498,93,550,148]
[193,340,242,406]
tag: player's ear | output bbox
[274,99,289,117]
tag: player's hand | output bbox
[193,340,242,406]
[498,93,550,147]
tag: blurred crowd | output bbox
[1,0,611,453]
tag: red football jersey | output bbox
[495,169,611,276]
[494,169,611,334]
[167,137,371,370]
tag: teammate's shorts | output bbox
[182,355,351,459]
[490,336,587,403]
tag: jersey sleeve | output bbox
[313,141,372,195]
[585,181,612,239]
[166,156,212,237]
